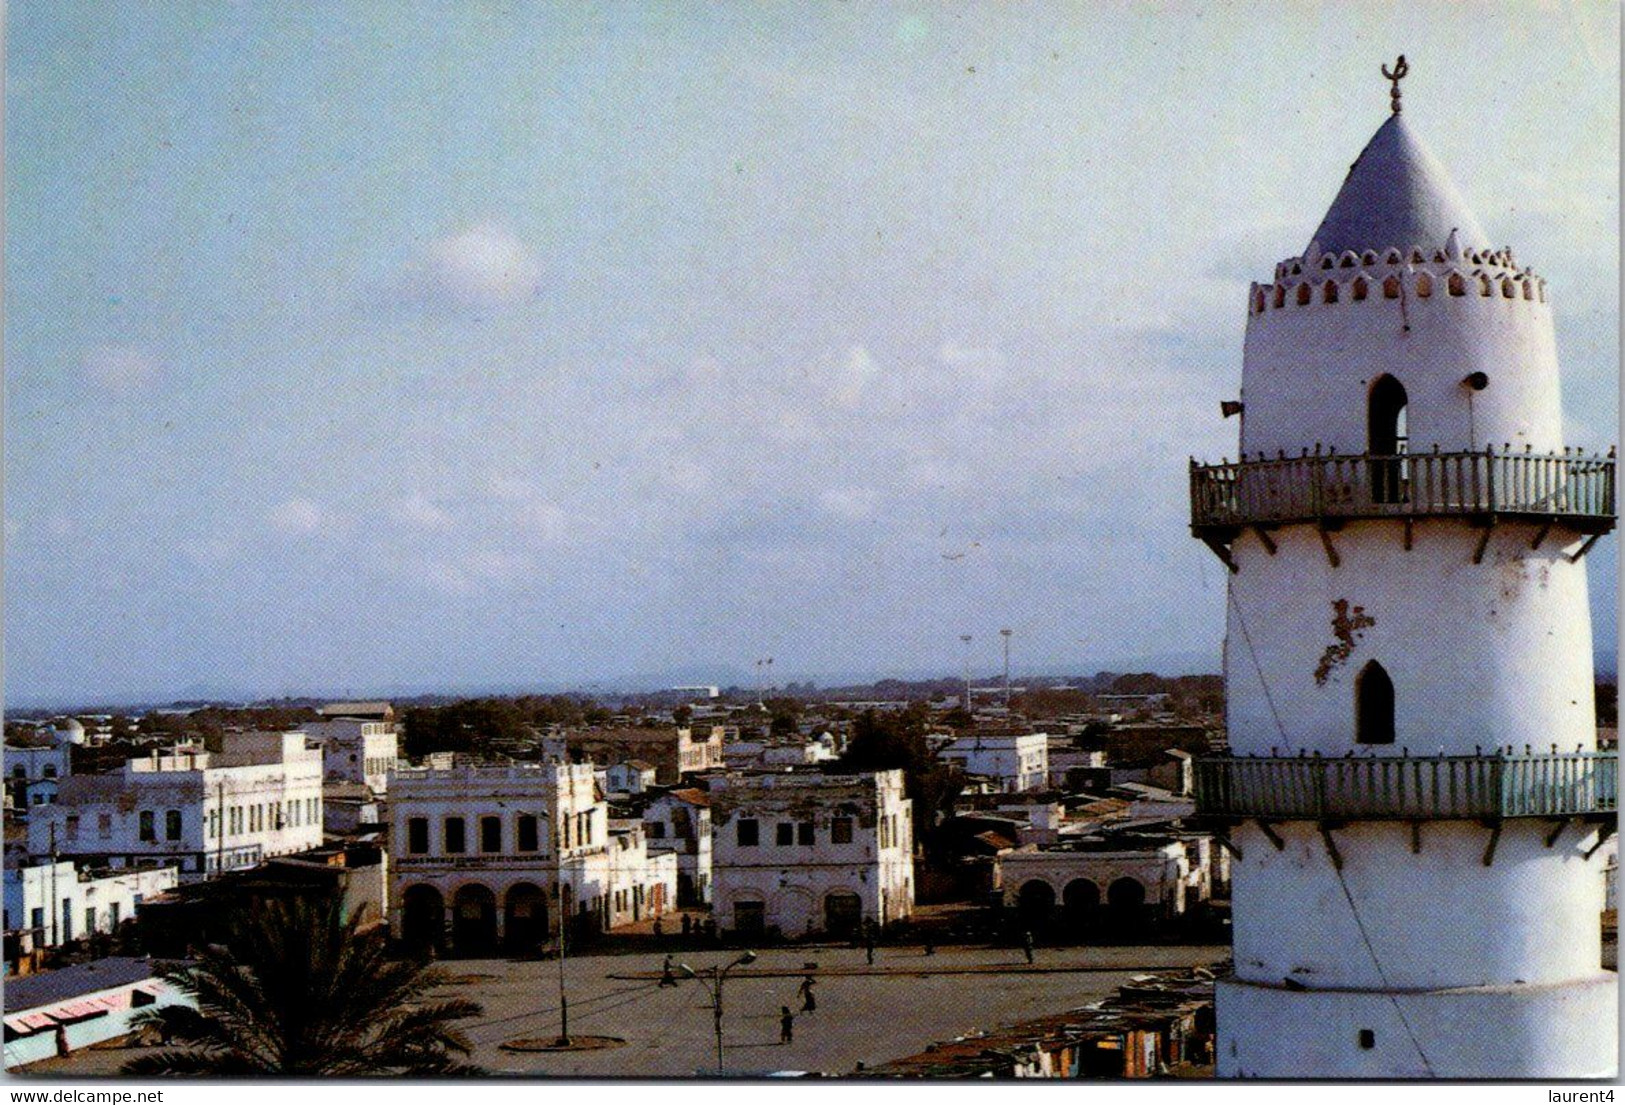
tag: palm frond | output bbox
[133,891,484,1075]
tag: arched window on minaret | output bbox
[1368,374,1409,504]
[1355,661,1396,745]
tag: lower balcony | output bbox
[1192,751,1617,823]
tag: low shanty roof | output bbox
[666,787,711,807]
[623,759,657,771]
[5,957,159,1013]
[322,781,375,801]
[571,727,681,744]
[318,701,393,718]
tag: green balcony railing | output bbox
[1193,752,1617,821]
[1190,449,1615,536]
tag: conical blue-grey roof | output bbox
[1308,114,1488,256]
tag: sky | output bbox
[4,3,1619,707]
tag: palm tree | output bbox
[123,893,483,1076]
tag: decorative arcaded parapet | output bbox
[1249,261,1547,316]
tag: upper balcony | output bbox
[1192,751,1616,824]
[1190,449,1615,562]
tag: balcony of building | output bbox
[1189,449,1615,569]
[1193,751,1616,825]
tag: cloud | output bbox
[825,345,880,409]
[517,500,569,544]
[395,545,534,599]
[481,477,572,545]
[81,345,160,395]
[267,497,326,534]
[397,223,541,311]
[817,486,879,521]
[389,493,454,531]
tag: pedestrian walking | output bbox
[1021,929,1035,965]
[798,973,817,1013]
[681,913,692,938]
[659,954,678,987]
[780,1006,795,1044]
[653,917,664,942]
[923,936,935,957]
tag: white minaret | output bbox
[1191,60,1618,1079]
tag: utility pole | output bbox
[1001,628,1014,710]
[960,635,974,715]
[216,779,225,877]
[48,821,59,947]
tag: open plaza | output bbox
[28,943,1226,1077]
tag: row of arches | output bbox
[1282,245,1516,275]
[729,888,864,938]
[400,882,551,957]
[1255,269,1543,315]
[1013,876,1149,930]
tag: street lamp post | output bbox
[1000,628,1014,709]
[679,950,758,1074]
[554,805,571,1047]
[497,796,570,1047]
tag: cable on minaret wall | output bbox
[1227,589,1289,745]
[1330,858,1436,1076]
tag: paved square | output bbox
[24,943,1226,1077]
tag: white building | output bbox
[998,833,1218,931]
[762,739,839,767]
[25,732,325,880]
[322,782,382,835]
[386,760,675,956]
[304,719,399,794]
[48,718,88,747]
[1191,72,1616,1078]
[940,731,1049,793]
[710,768,914,938]
[642,786,712,906]
[4,861,178,948]
[602,760,657,796]
[605,820,678,928]
[566,726,725,786]
[4,739,70,811]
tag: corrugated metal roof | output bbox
[5,957,157,1012]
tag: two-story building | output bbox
[25,732,325,880]
[304,718,399,794]
[939,731,1049,793]
[386,760,674,956]
[641,786,712,906]
[601,760,657,796]
[4,737,70,812]
[565,725,725,785]
[710,768,914,938]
